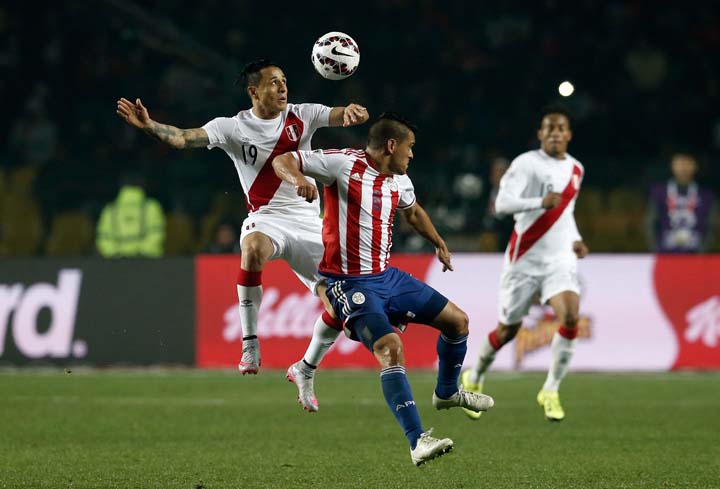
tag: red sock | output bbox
[237,269,262,286]
[488,330,503,350]
[322,311,344,332]
[558,325,578,340]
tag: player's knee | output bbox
[452,309,469,336]
[241,242,269,269]
[373,334,404,366]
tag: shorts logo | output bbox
[351,292,366,305]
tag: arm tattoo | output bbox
[144,121,208,149]
[181,128,210,148]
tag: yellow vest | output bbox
[96,185,165,257]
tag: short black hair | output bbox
[539,104,572,127]
[236,59,281,88]
[367,112,418,148]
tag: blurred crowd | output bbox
[1,1,718,256]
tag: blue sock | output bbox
[435,333,468,399]
[380,366,424,449]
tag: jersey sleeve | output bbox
[397,175,417,209]
[494,156,544,215]
[292,103,332,133]
[201,117,235,149]
[293,149,346,185]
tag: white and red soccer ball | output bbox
[311,32,360,80]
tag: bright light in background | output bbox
[558,81,574,97]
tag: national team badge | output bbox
[351,292,366,305]
[285,124,300,142]
[386,177,398,192]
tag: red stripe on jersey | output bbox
[245,112,305,212]
[345,160,367,274]
[509,163,583,262]
[370,175,385,273]
[319,183,343,274]
[385,184,400,270]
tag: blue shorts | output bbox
[323,267,449,349]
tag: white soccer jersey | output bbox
[293,148,416,276]
[495,149,584,273]
[203,103,331,217]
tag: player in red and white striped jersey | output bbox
[273,113,494,466]
[116,60,369,410]
[462,105,589,422]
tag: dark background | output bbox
[2,1,719,253]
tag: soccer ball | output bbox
[311,32,360,80]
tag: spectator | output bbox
[482,157,514,249]
[96,173,166,257]
[8,94,58,167]
[206,220,240,254]
[646,153,716,253]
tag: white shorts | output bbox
[497,263,580,325]
[240,213,324,295]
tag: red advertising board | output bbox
[196,254,720,370]
[653,255,720,369]
[195,254,439,368]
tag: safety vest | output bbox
[96,185,165,257]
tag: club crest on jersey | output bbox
[285,124,300,142]
[385,177,398,192]
[351,292,366,305]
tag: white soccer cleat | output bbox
[432,386,495,412]
[238,340,261,375]
[410,429,453,466]
[286,361,319,413]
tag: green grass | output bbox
[1,369,719,489]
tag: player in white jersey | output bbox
[273,114,494,466]
[116,60,369,411]
[461,105,589,422]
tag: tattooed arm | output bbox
[116,97,209,149]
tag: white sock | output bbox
[469,334,498,385]
[542,332,575,392]
[237,284,262,339]
[302,314,341,369]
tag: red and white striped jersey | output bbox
[495,149,584,274]
[294,148,416,276]
[203,103,331,217]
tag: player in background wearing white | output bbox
[461,105,589,422]
[273,113,494,466]
[116,60,369,412]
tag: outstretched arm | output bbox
[116,97,209,149]
[329,103,369,127]
[400,203,454,272]
[272,153,318,202]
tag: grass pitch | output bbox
[1,369,718,489]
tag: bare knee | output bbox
[241,236,272,270]
[373,334,404,368]
[453,309,469,336]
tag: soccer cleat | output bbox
[537,389,565,421]
[432,385,494,412]
[459,370,484,420]
[410,429,453,467]
[286,361,319,413]
[238,340,261,375]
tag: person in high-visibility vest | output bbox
[96,176,165,257]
